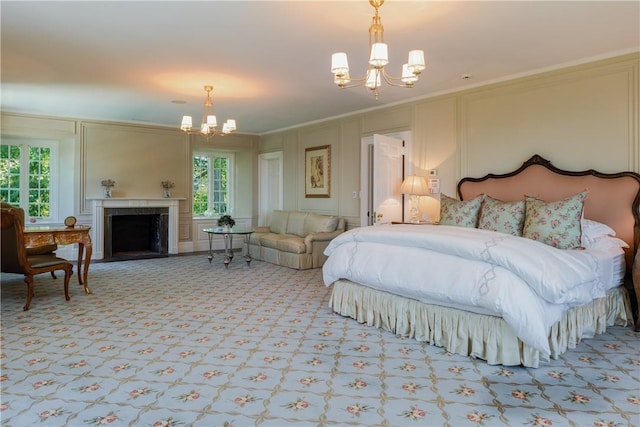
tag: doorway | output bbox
[258,151,283,226]
[360,131,411,226]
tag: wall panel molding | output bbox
[459,55,639,178]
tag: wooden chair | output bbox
[1,207,73,311]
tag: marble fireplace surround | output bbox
[91,198,180,260]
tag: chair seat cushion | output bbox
[27,254,71,269]
[26,244,58,256]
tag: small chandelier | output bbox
[180,85,236,139]
[331,0,425,99]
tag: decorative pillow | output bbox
[523,191,587,249]
[478,196,525,236]
[304,213,338,235]
[439,194,484,228]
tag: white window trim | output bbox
[193,150,235,219]
[2,138,59,223]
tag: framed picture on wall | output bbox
[305,145,331,198]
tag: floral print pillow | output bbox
[478,196,525,236]
[523,191,587,249]
[439,194,484,228]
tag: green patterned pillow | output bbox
[478,196,525,236]
[523,191,587,249]
[439,194,484,228]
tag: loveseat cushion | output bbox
[269,210,289,234]
[286,211,308,237]
[259,233,291,249]
[276,236,306,254]
[304,213,338,235]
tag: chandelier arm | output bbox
[380,68,418,88]
[335,75,370,89]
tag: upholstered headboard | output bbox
[458,155,640,270]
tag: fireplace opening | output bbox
[104,207,169,261]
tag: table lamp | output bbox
[400,175,430,223]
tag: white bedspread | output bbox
[322,224,606,355]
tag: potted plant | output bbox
[217,214,236,230]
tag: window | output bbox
[193,151,234,217]
[0,140,58,221]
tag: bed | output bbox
[323,155,640,367]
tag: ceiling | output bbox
[2,1,639,135]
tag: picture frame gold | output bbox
[305,145,331,198]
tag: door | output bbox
[258,152,283,226]
[360,134,405,226]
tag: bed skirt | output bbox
[328,280,633,368]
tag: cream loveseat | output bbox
[248,210,345,269]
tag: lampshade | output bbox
[222,119,237,133]
[407,50,426,74]
[369,42,389,67]
[400,175,429,195]
[180,116,193,131]
[366,69,381,89]
[401,64,418,84]
[331,52,349,75]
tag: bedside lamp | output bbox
[400,175,430,223]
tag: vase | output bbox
[103,187,112,198]
[163,189,171,198]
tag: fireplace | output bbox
[91,198,180,260]
[104,207,168,260]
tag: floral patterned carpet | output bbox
[1,254,639,427]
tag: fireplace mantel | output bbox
[91,198,181,259]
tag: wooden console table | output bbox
[24,225,93,295]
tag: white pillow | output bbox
[581,219,616,247]
[583,235,629,250]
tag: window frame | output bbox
[0,138,59,223]
[192,150,235,219]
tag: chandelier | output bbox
[331,0,425,99]
[180,85,236,138]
